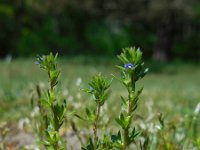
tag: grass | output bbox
[0,56,200,149]
[0,57,199,119]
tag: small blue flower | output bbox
[40,56,44,61]
[35,61,40,65]
[124,63,134,70]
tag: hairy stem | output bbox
[93,103,101,150]
[123,82,135,150]
[49,71,59,150]
[123,101,131,150]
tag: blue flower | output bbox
[36,56,44,65]
[40,56,44,61]
[35,61,40,65]
[124,63,134,70]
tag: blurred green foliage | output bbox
[0,0,200,60]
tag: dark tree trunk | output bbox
[153,10,176,62]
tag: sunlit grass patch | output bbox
[0,57,199,149]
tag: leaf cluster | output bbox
[34,48,149,150]
[113,47,148,149]
[36,53,60,88]
[117,47,148,85]
[36,53,67,150]
[84,73,112,106]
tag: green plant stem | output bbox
[48,71,54,91]
[123,101,131,150]
[51,110,60,150]
[123,82,135,150]
[53,142,59,150]
[49,71,59,150]
[123,128,128,150]
[93,103,101,150]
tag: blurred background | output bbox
[0,1,200,149]
[1,0,200,61]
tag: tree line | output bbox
[0,0,200,61]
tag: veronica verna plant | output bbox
[112,47,148,150]
[80,73,112,150]
[36,53,67,150]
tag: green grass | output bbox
[0,57,199,120]
[0,57,200,149]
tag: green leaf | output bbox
[116,65,125,71]
[138,68,149,80]
[120,96,127,105]
[128,127,140,144]
[30,94,34,109]
[85,108,95,122]
[115,113,131,129]
[83,73,111,105]
[139,136,149,150]
[74,114,87,121]
[124,115,132,129]
[111,131,123,149]
[115,118,126,129]
[40,99,51,107]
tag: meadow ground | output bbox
[0,56,200,149]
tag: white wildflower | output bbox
[39,82,45,89]
[194,102,200,115]
[63,89,69,97]
[101,115,109,124]
[18,117,30,130]
[148,123,160,133]
[102,103,108,111]
[68,95,74,102]
[30,107,39,118]
[175,132,185,142]
[24,145,40,150]
[73,103,81,109]
[76,77,82,87]
[155,124,161,130]
[76,92,81,99]
[139,122,146,130]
